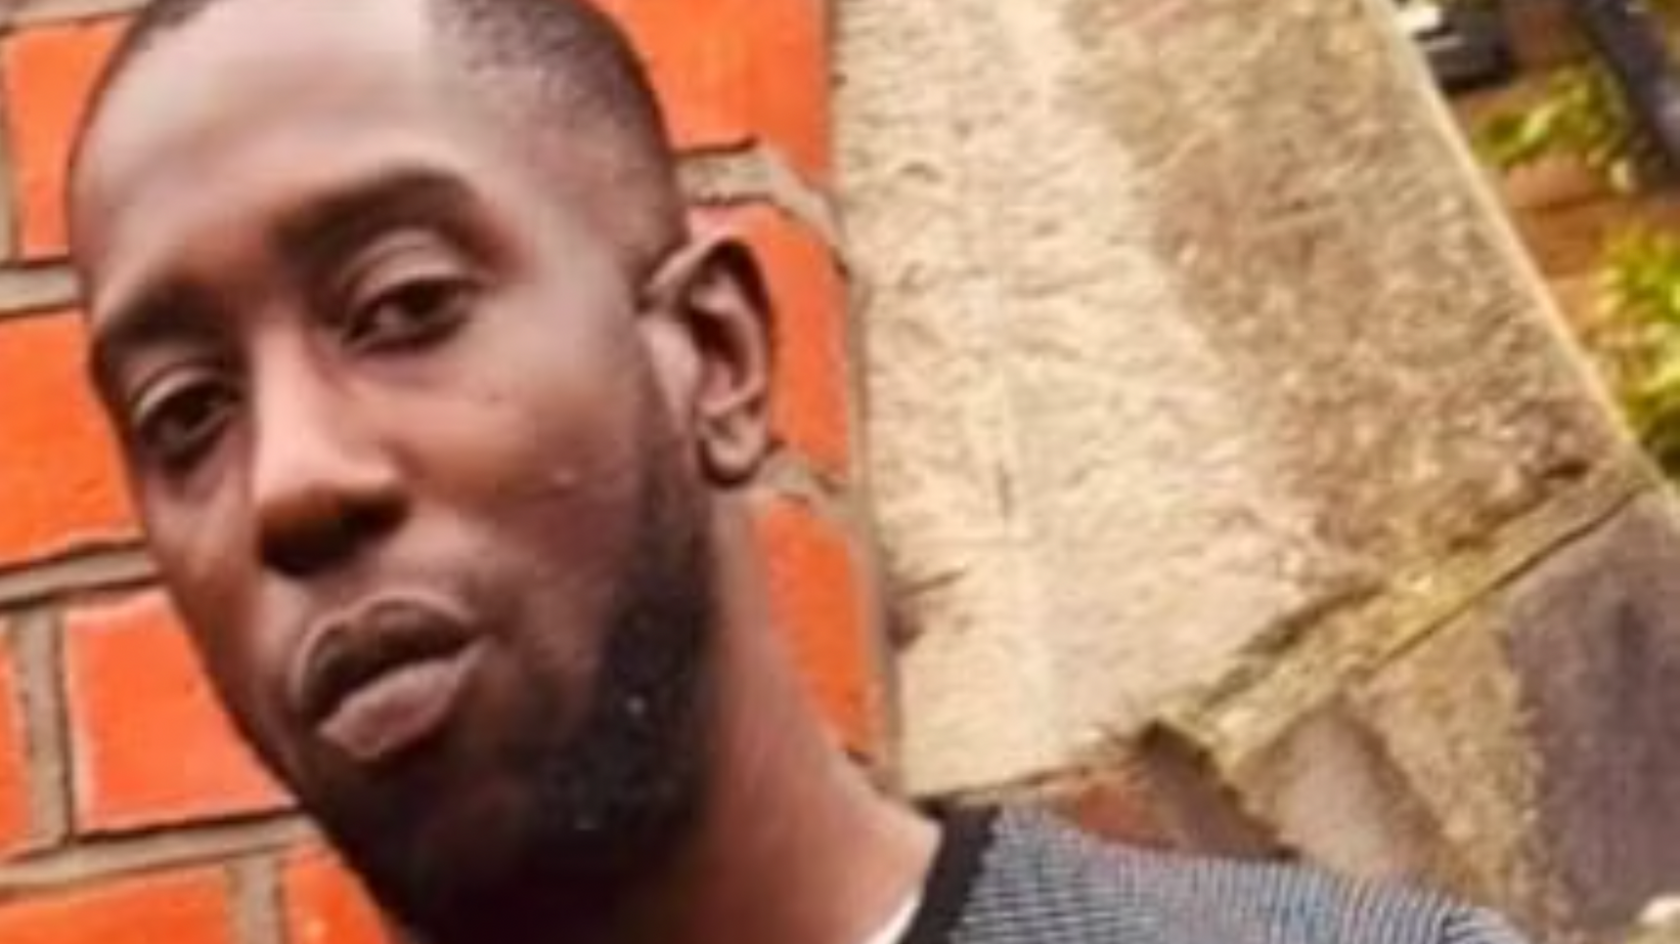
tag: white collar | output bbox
[860,889,923,944]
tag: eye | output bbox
[340,238,479,352]
[130,368,239,474]
[347,278,475,351]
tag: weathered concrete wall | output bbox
[839,0,1680,940]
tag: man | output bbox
[64,0,1533,942]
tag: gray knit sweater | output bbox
[900,808,1531,944]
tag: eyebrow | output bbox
[87,167,483,403]
[273,167,482,279]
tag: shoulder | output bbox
[947,806,1533,944]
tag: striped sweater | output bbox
[899,808,1531,944]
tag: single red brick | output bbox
[284,847,392,944]
[755,499,881,753]
[596,0,831,179]
[0,637,30,858]
[2,19,125,259]
[0,868,233,944]
[694,206,852,474]
[0,313,135,565]
[1058,772,1180,852]
[64,593,290,832]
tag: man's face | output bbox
[71,0,739,930]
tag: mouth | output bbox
[294,593,481,766]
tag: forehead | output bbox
[72,0,472,305]
[82,0,439,190]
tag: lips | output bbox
[293,593,479,765]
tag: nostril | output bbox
[265,515,352,579]
[260,490,405,580]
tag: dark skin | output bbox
[69,1,936,943]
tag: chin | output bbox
[305,635,714,938]
[316,743,706,939]
[310,766,537,930]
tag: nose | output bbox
[249,372,406,580]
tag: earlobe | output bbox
[670,236,776,487]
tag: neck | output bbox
[435,507,939,944]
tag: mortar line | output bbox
[1379,482,1648,666]
[6,0,146,28]
[757,449,862,525]
[1169,457,1657,758]
[229,854,285,944]
[677,143,844,253]
[0,813,313,899]
[0,546,155,611]
[0,97,17,262]
[0,263,81,318]
[11,609,70,852]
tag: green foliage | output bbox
[1472,64,1644,191]
[1595,228,1680,470]
[1461,2,1680,478]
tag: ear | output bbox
[651,234,776,487]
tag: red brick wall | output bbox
[0,2,880,940]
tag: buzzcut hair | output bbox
[75,0,685,275]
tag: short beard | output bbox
[330,411,719,941]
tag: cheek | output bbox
[146,496,285,737]
[443,371,666,603]
[415,384,639,516]
[475,391,651,584]
[411,322,656,510]
[153,563,279,774]
[147,501,244,661]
